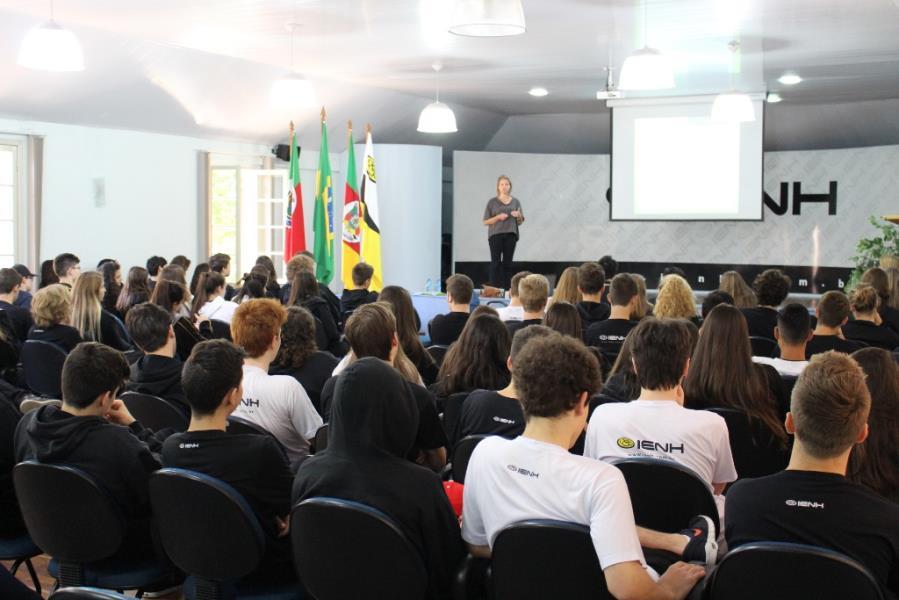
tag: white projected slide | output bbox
[610,96,764,221]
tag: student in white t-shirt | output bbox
[192,271,239,324]
[462,333,705,600]
[496,270,530,322]
[230,298,322,468]
[585,318,737,522]
[752,303,811,377]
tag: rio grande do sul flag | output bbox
[340,122,362,289]
[284,122,306,260]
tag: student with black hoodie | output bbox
[575,262,610,332]
[339,262,379,316]
[126,303,189,418]
[14,342,171,559]
[293,358,465,600]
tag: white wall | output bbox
[0,117,270,271]
[454,146,899,268]
[0,118,442,293]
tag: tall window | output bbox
[0,144,17,266]
[207,155,288,282]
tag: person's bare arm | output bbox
[604,560,704,600]
[483,213,509,226]
[466,542,491,558]
[712,482,726,495]
[420,447,447,470]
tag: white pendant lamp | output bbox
[18,1,84,72]
[449,0,526,37]
[271,24,318,108]
[418,63,458,133]
[618,2,674,91]
[711,41,755,122]
[711,92,755,122]
[619,47,674,90]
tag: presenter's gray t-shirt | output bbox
[483,196,523,239]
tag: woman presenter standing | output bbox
[483,175,524,289]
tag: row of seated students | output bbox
[4,301,899,599]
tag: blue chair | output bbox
[451,434,489,484]
[705,541,884,600]
[13,461,179,596]
[312,423,329,454]
[0,532,42,594]
[292,497,427,600]
[21,340,67,397]
[492,519,612,600]
[120,392,188,432]
[149,468,300,600]
[610,456,720,533]
[50,588,130,599]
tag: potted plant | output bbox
[849,216,899,288]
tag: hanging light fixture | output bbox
[619,1,674,90]
[448,0,526,37]
[17,1,84,72]
[711,41,755,122]
[418,63,458,133]
[271,23,317,108]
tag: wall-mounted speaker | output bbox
[273,144,301,162]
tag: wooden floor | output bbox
[3,555,182,599]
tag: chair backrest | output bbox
[441,391,471,449]
[291,497,427,600]
[749,336,778,358]
[226,416,290,464]
[426,344,449,368]
[149,468,265,581]
[51,587,131,600]
[13,461,126,562]
[21,339,68,397]
[313,423,329,454]
[120,392,188,432]
[706,542,885,600]
[610,456,720,533]
[208,319,232,341]
[706,407,788,479]
[492,520,611,600]
[452,434,489,484]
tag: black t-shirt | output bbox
[0,395,24,536]
[27,324,83,353]
[506,318,543,337]
[428,312,470,346]
[726,470,899,595]
[741,307,780,340]
[584,318,638,356]
[576,301,611,331]
[339,289,378,316]
[0,300,33,344]
[162,430,293,546]
[805,334,866,358]
[270,351,340,414]
[320,376,448,456]
[882,305,899,336]
[458,390,524,440]
[842,319,899,351]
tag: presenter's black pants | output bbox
[488,233,517,289]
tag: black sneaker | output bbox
[680,514,718,567]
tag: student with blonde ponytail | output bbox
[71,271,132,351]
[192,271,238,324]
[843,285,899,350]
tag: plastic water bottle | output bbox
[425,278,433,294]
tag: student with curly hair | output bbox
[653,274,699,325]
[741,269,791,339]
[269,306,339,413]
